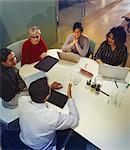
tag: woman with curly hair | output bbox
[94,26,128,66]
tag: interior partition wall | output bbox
[57,0,86,44]
[0,0,57,49]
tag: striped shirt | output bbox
[94,41,128,66]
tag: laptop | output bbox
[57,52,80,63]
[98,64,129,81]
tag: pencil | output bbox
[114,80,118,88]
[100,90,110,97]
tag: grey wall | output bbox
[0,0,57,49]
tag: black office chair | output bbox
[56,128,73,150]
[1,119,32,150]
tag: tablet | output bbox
[34,56,59,72]
[48,90,68,109]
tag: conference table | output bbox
[19,49,130,150]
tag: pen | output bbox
[100,90,110,97]
[125,84,130,89]
[114,80,118,88]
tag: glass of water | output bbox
[73,73,81,86]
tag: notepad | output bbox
[48,90,68,109]
[34,56,59,72]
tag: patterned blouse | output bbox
[94,41,128,66]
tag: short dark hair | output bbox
[106,26,126,49]
[73,22,83,32]
[29,77,50,103]
[0,48,12,62]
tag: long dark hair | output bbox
[106,26,126,49]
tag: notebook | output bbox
[98,64,129,81]
[57,52,80,63]
[48,90,68,109]
[34,56,59,72]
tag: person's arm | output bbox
[119,46,128,67]
[62,35,74,52]
[56,84,79,130]
[21,41,30,66]
[39,37,48,60]
[96,59,104,64]
[40,37,48,52]
[75,37,90,57]
[1,77,18,101]
[94,41,105,64]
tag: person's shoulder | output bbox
[23,39,31,47]
[67,34,74,39]
[123,45,128,53]
[81,35,90,42]
[18,95,31,105]
[99,41,107,48]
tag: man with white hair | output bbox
[21,26,48,65]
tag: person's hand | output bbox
[51,82,63,90]
[40,52,47,60]
[72,38,78,45]
[67,83,72,99]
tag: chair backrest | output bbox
[56,128,73,149]
[86,39,96,58]
[7,39,27,62]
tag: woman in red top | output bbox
[22,26,48,66]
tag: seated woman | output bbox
[22,26,48,66]
[94,26,128,66]
[62,22,90,57]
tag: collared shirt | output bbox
[62,34,90,57]
[94,41,128,66]
[0,64,26,102]
[18,96,79,150]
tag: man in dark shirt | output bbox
[0,48,27,108]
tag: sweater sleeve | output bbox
[40,37,48,52]
[21,40,30,66]
[75,37,90,57]
[62,34,74,52]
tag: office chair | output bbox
[56,128,73,150]
[86,39,96,59]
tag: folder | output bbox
[34,56,59,72]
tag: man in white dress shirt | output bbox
[18,77,79,150]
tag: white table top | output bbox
[0,98,18,124]
[19,49,130,150]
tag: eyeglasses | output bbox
[31,35,39,39]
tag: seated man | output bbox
[21,26,48,66]
[18,77,79,150]
[0,48,27,108]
